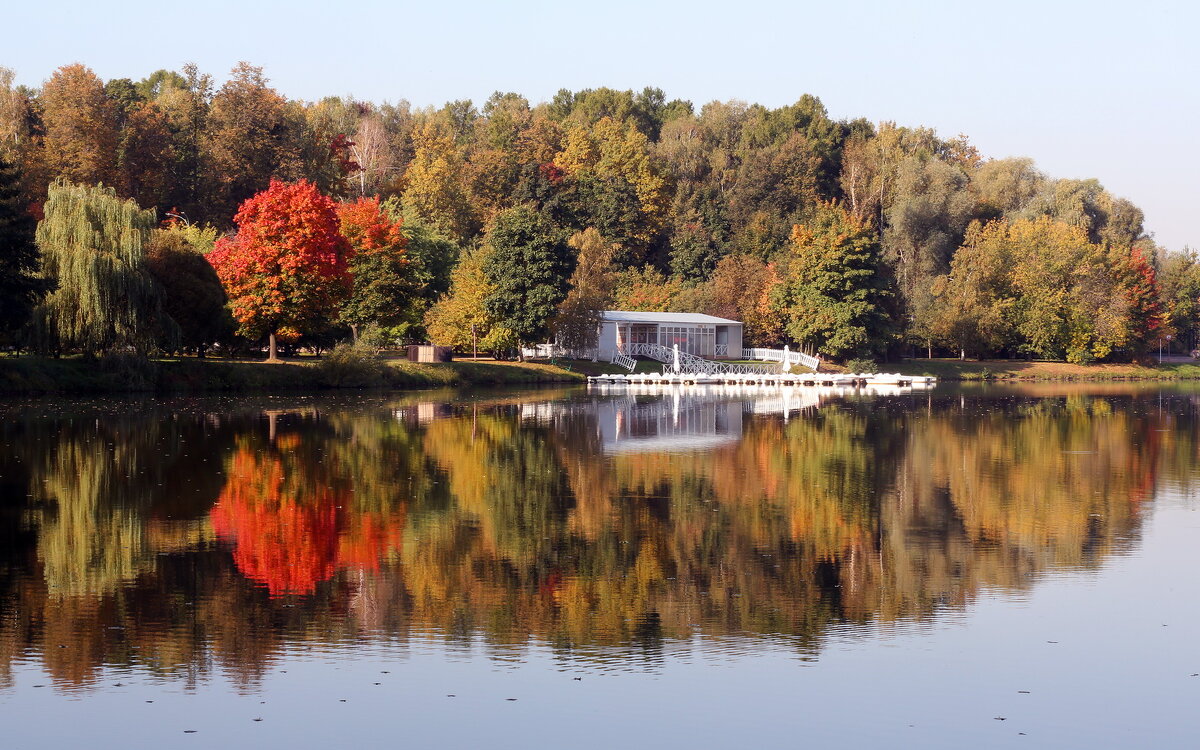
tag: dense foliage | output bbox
[34,180,164,356]
[208,179,350,358]
[1,61,1196,360]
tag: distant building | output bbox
[597,311,743,360]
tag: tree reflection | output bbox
[0,389,1196,689]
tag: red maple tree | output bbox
[208,179,351,359]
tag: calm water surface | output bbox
[1,384,1199,748]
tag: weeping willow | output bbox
[34,180,163,355]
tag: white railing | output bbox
[742,347,820,372]
[715,343,729,356]
[610,351,637,372]
[618,343,775,375]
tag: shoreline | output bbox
[0,355,588,395]
[887,359,1200,382]
[2,355,1198,395]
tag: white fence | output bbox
[619,343,776,375]
[742,347,820,372]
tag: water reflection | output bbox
[0,386,1196,690]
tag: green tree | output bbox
[0,155,48,339]
[483,206,575,353]
[424,248,514,355]
[776,203,893,359]
[337,197,419,339]
[882,155,975,346]
[34,181,164,356]
[144,225,231,356]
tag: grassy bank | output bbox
[888,358,1200,381]
[0,354,586,395]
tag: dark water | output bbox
[1,384,1199,748]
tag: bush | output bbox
[845,357,880,374]
[315,339,388,388]
[98,352,159,390]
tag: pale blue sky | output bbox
[7,0,1197,249]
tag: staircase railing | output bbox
[618,343,776,375]
[741,347,820,372]
[610,350,637,372]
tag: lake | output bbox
[1,383,1198,748]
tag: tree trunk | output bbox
[351,324,359,342]
[960,348,966,361]
[268,332,279,361]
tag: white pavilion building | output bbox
[596,311,744,361]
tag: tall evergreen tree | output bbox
[483,205,574,353]
[776,202,894,358]
[0,156,48,338]
[34,180,163,356]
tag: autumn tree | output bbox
[483,206,575,353]
[932,218,1127,363]
[424,248,513,355]
[1157,248,1200,352]
[203,63,291,223]
[401,120,477,243]
[337,196,418,338]
[775,203,894,359]
[553,228,617,352]
[39,64,119,188]
[33,181,163,356]
[1115,246,1164,359]
[0,156,48,339]
[208,180,351,359]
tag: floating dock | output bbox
[586,372,936,388]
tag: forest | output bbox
[2,62,1198,363]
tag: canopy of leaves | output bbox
[34,180,163,355]
[775,203,894,358]
[208,179,350,341]
[337,196,417,331]
[482,205,575,347]
[144,225,231,353]
[0,156,48,337]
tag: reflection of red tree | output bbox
[210,443,404,596]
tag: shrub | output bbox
[845,357,880,374]
[98,352,159,390]
[315,339,387,388]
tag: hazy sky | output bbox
[6,0,1196,249]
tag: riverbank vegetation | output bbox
[0,352,583,394]
[2,62,1197,370]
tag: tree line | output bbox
[2,62,1197,362]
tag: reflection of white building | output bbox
[598,311,744,360]
[597,394,743,454]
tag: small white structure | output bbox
[596,311,744,361]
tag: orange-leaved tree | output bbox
[208,179,350,359]
[336,196,416,338]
